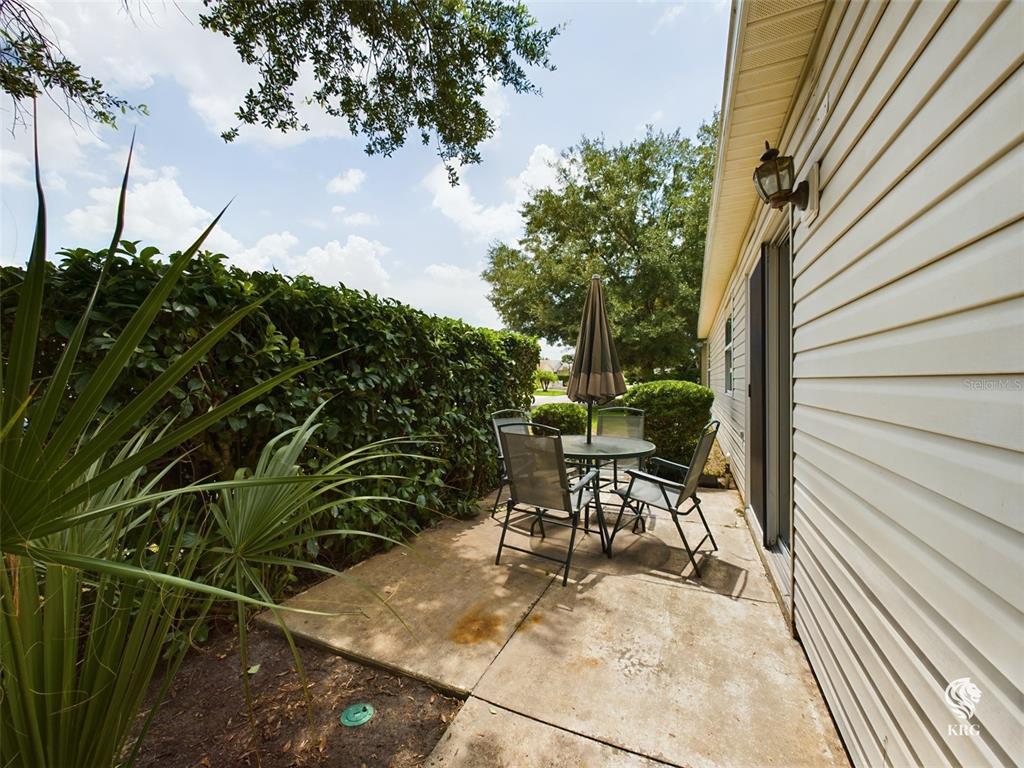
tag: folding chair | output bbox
[489,408,529,518]
[609,421,721,577]
[495,422,601,586]
[596,406,645,487]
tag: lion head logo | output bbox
[944,677,982,721]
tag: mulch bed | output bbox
[132,625,463,768]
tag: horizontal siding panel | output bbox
[793,296,1024,378]
[795,482,1021,766]
[795,543,931,766]
[794,401,1022,534]
[793,147,1024,327]
[795,577,883,768]
[788,0,882,171]
[793,376,1024,454]
[793,221,1024,352]
[810,0,1002,194]
[707,278,750,491]
[798,75,1024,304]
[803,0,953,187]
[792,0,926,180]
[795,2,1019,282]
[792,439,1023,673]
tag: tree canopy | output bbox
[0,0,559,175]
[0,0,143,128]
[483,115,719,380]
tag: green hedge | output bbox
[0,245,538,559]
[620,380,713,463]
[530,402,587,434]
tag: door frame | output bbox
[744,219,795,628]
[765,231,793,553]
[746,251,767,544]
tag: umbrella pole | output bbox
[587,400,593,444]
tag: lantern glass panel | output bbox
[776,155,795,193]
[753,170,767,202]
[758,165,779,198]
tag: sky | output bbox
[0,1,729,357]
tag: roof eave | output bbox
[696,0,828,339]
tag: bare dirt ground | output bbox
[133,625,462,768]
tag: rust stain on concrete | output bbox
[449,604,503,645]
[521,613,544,630]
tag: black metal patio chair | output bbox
[489,408,529,518]
[607,421,721,577]
[596,406,645,487]
[495,422,601,586]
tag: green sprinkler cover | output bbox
[340,703,374,727]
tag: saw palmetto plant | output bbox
[0,128,425,767]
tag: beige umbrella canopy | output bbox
[567,275,627,442]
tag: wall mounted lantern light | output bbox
[753,141,809,210]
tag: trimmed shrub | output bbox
[620,379,714,463]
[531,402,587,434]
[0,246,539,561]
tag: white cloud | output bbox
[391,261,502,328]
[64,168,242,256]
[480,80,510,145]
[1,148,69,192]
[233,231,300,272]
[654,4,687,31]
[508,144,561,204]
[32,1,351,148]
[331,205,347,215]
[326,169,366,195]
[107,145,158,181]
[52,151,496,327]
[293,236,391,293]
[1,97,111,190]
[422,165,519,241]
[223,232,499,327]
[635,109,665,134]
[228,231,393,296]
[342,212,378,227]
[422,143,559,241]
[1,151,31,188]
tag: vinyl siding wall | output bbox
[708,283,747,495]
[704,1,1024,766]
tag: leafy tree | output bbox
[484,116,719,380]
[0,0,144,128]
[202,0,559,176]
[534,368,558,391]
[0,1,559,175]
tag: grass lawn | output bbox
[532,388,566,397]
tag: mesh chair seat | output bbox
[612,473,678,509]
[495,422,603,586]
[489,408,529,517]
[596,407,645,487]
[607,421,721,578]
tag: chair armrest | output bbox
[625,468,685,491]
[569,468,600,494]
[649,456,689,478]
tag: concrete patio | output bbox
[262,488,848,767]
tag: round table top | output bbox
[560,434,656,460]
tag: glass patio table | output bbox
[559,435,656,463]
[560,435,656,553]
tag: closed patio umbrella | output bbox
[567,275,627,443]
